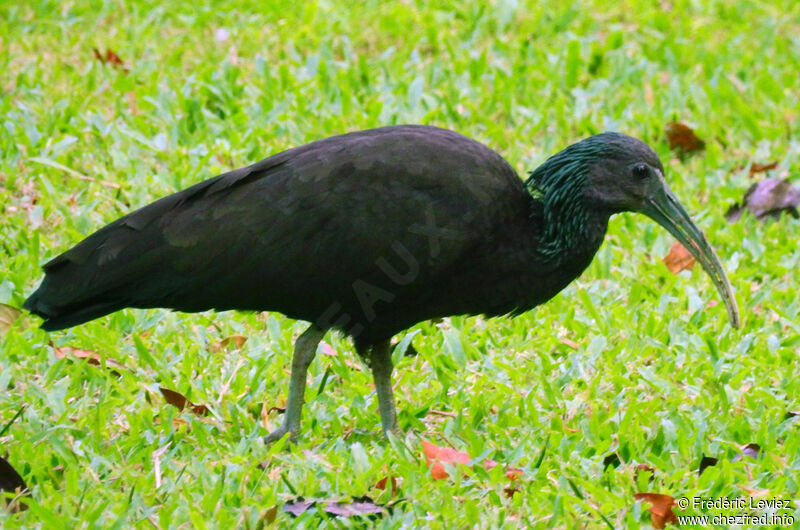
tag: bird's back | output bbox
[25,125,532,341]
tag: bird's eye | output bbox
[633,164,649,179]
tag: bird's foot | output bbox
[388,424,403,438]
[264,425,298,445]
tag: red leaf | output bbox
[634,493,678,528]
[662,241,696,274]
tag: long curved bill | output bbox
[641,181,741,328]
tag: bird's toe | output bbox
[264,425,297,444]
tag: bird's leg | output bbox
[264,324,326,444]
[369,340,402,437]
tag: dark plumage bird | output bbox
[24,125,740,441]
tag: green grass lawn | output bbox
[2,0,800,527]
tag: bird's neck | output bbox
[525,161,609,264]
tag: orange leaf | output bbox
[662,241,696,274]
[665,122,705,152]
[634,493,678,529]
[159,387,210,417]
[422,440,470,480]
[422,440,523,481]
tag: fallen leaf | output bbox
[662,241,696,274]
[559,337,580,349]
[422,440,522,481]
[54,346,127,375]
[698,455,718,475]
[602,453,620,469]
[665,122,705,152]
[423,440,470,480]
[283,496,385,518]
[211,334,247,352]
[262,505,278,524]
[748,161,778,175]
[92,47,129,72]
[0,455,28,512]
[634,493,678,529]
[283,498,315,517]
[786,410,800,419]
[375,476,398,492]
[159,387,210,417]
[0,304,22,336]
[635,463,656,481]
[726,178,800,222]
[325,497,386,517]
[742,486,769,497]
[740,443,761,460]
[504,486,521,498]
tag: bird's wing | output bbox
[27,125,525,330]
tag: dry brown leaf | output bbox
[283,496,386,518]
[0,304,22,337]
[211,334,247,352]
[375,476,398,493]
[92,47,129,72]
[159,387,210,417]
[54,346,127,375]
[634,493,678,528]
[634,463,656,481]
[698,455,718,475]
[749,161,778,175]
[262,505,278,524]
[665,122,705,152]
[740,443,761,459]
[662,241,696,274]
[726,178,800,222]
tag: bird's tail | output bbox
[23,279,127,331]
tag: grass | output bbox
[1,0,799,526]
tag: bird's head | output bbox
[529,132,740,328]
